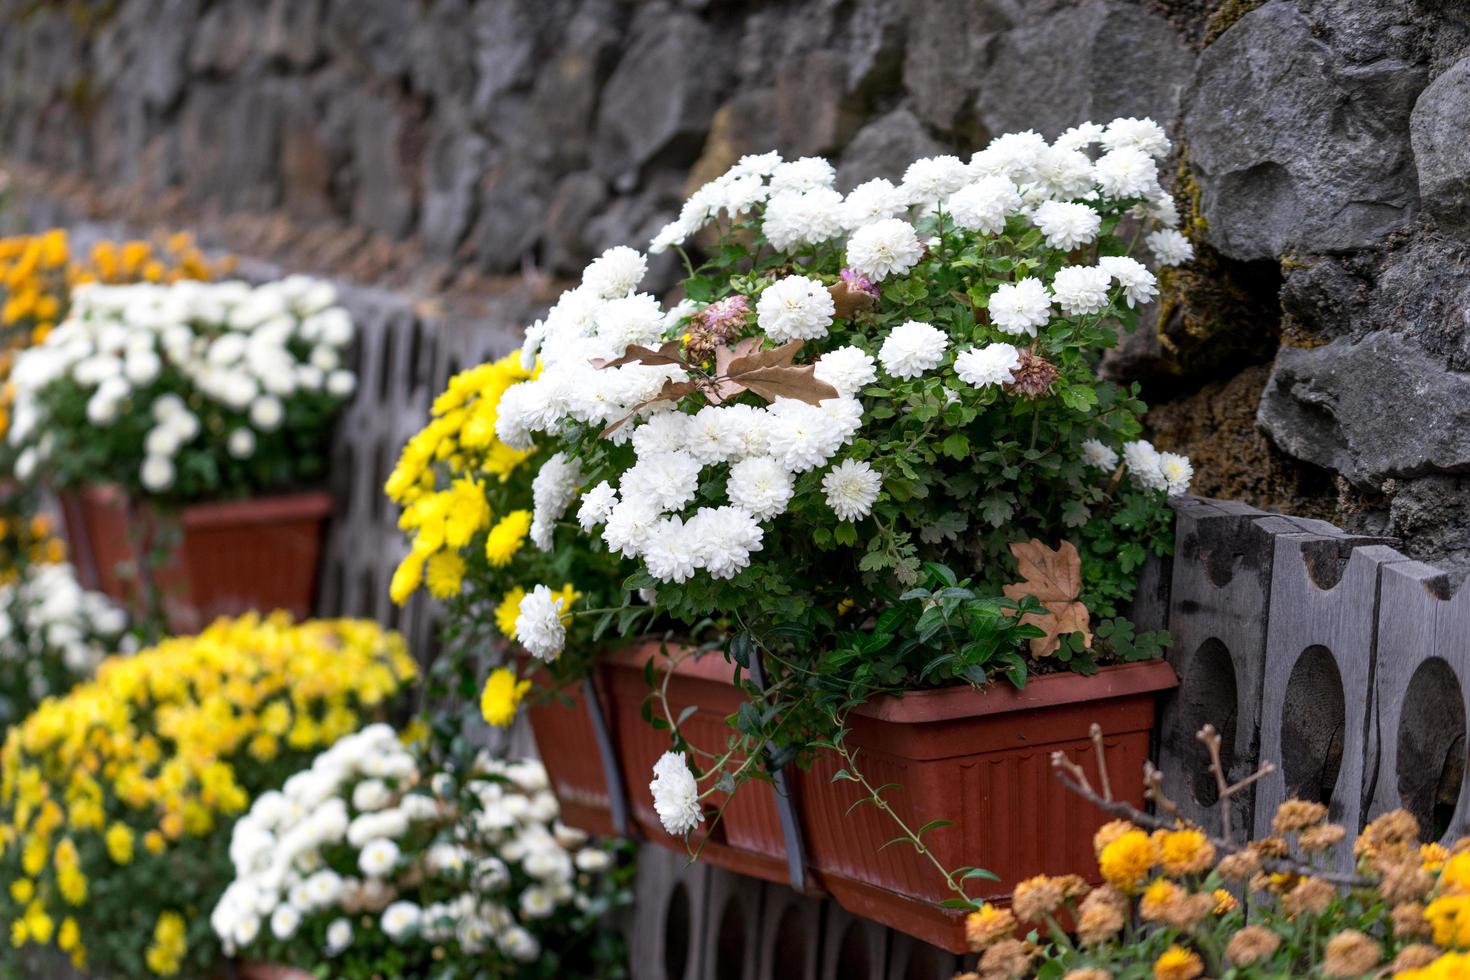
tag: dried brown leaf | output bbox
[830,281,878,319]
[1001,539,1093,658]
[735,364,839,405]
[598,379,698,437]
[590,340,688,370]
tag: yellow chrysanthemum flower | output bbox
[1098,828,1158,893]
[485,510,533,567]
[426,550,467,599]
[496,587,527,637]
[1153,944,1203,980]
[480,668,532,727]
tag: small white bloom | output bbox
[325,918,353,956]
[727,456,794,520]
[1101,116,1171,158]
[581,245,648,299]
[987,278,1052,336]
[1146,228,1195,267]
[900,154,970,206]
[358,837,401,878]
[1081,439,1120,471]
[756,275,835,343]
[1033,146,1097,200]
[644,516,699,584]
[840,178,907,229]
[270,904,301,941]
[1097,256,1159,308]
[1032,201,1101,250]
[769,156,836,195]
[1051,266,1114,316]
[1093,146,1158,199]
[688,505,764,579]
[227,427,256,460]
[140,455,175,493]
[650,751,703,836]
[326,369,357,398]
[515,584,568,661]
[1123,440,1167,492]
[878,320,948,380]
[953,344,1021,389]
[821,459,882,521]
[1055,121,1107,153]
[969,130,1049,183]
[845,218,924,282]
[380,901,421,942]
[765,398,845,473]
[352,779,391,812]
[948,177,1022,235]
[577,481,619,531]
[1159,451,1194,496]
[813,346,877,397]
[249,395,285,432]
[762,188,846,250]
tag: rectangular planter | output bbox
[59,484,333,634]
[523,667,622,839]
[600,641,805,887]
[794,660,1178,952]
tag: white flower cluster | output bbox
[8,276,357,492]
[650,751,702,836]
[0,562,127,709]
[1120,439,1193,496]
[213,727,614,966]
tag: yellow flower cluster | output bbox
[480,666,531,727]
[0,230,229,441]
[385,353,537,605]
[0,613,416,974]
[0,511,65,583]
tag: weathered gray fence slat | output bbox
[630,844,712,980]
[1369,558,1470,842]
[817,904,889,980]
[884,931,964,980]
[698,857,767,980]
[1157,496,1276,835]
[1253,535,1403,866]
[755,879,824,980]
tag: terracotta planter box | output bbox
[600,641,805,887]
[522,664,622,839]
[232,964,313,980]
[59,484,332,634]
[794,660,1178,952]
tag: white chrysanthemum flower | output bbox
[762,188,846,251]
[900,155,970,206]
[769,156,836,195]
[1133,191,1181,229]
[686,406,748,465]
[948,176,1022,235]
[1054,121,1107,153]
[878,320,948,380]
[968,130,1049,183]
[249,395,284,432]
[140,455,174,492]
[1032,201,1101,250]
[987,278,1052,336]
[325,918,353,957]
[270,904,301,941]
[381,901,421,942]
[226,427,255,460]
[326,369,356,398]
[1147,229,1195,266]
[765,398,845,473]
[1093,146,1158,199]
[1159,452,1193,496]
[953,343,1021,388]
[1081,439,1120,470]
[359,838,401,878]
[818,395,863,447]
[577,481,619,531]
[822,459,882,521]
[727,150,783,180]
[650,751,703,836]
[623,449,702,512]
[719,174,769,218]
[727,456,795,520]
[813,346,877,397]
[649,218,690,255]
[644,516,699,584]
[1033,147,1097,200]
[844,218,924,282]
[630,411,691,457]
[602,498,662,557]
[756,275,836,343]
[1101,117,1171,158]
[1123,440,1168,491]
[689,506,764,579]
[1097,256,1159,308]
[581,246,648,299]
[1051,266,1114,316]
[515,585,568,661]
[530,452,582,551]
[840,178,907,229]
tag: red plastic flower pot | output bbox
[232,964,314,980]
[794,660,1178,952]
[522,664,622,839]
[59,484,333,634]
[600,641,807,887]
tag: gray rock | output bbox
[1386,475,1470,582]
[905,0,1020,135]
[593,6,728,182]
[1412,58,1470,233]
[322,0,415,79]
[262,0,322,69]
[775,50,862,158]
[835,107,944,190]
[420,121,487,256]
[976,1,1194,141]
[845,0,907,100]
[348,90,420,238]
[1185,1,1425,260]
[472,161,548,273]
[470,0,540,109]
[177,82,282,211]
[190,0,261,75]
[1258,332,1470,487]
[525,0,620,169]
[409,0,476,104]
[541,172,611,274]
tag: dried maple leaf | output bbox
[1001,539,1093,658]
[590,340,689,370]
[829,281,878,319]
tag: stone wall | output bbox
[3,0,1470,574]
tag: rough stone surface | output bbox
[1,0,1469,570]
[1412,57,1470,233]
[1184,1,1425,260]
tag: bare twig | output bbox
[1198,724,1235,843]
[1089,724,1113,802]
[1143,761,1182,821]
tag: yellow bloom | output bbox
[481,668,532,727]
[1423,842,1452,874]
[1211,888,1238,914]
[143,830,166,855]
[57,917,79,953]
[1098,828,1158,893]
[1153,944,1203,980]
[1397,951,1470,980]
[23,900,53,945]
[9,878,32,904]
[105,823,134,864]
[389,550,427,605]
[1443,852,1470,894]
[1426,894,1470,948]
[426,550,467,599]
[495,587,527,637]
[1158,827,1215,876]
[484,510,532,567]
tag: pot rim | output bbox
[70,483,334,528]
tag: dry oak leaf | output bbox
[1001,539,1093,658]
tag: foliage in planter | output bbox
[212,726,631,979]
[0,229,228,461]
[8,274,355,503]
[478,118,1189,830]
[384,352,639,750]
[0,614,417,978]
